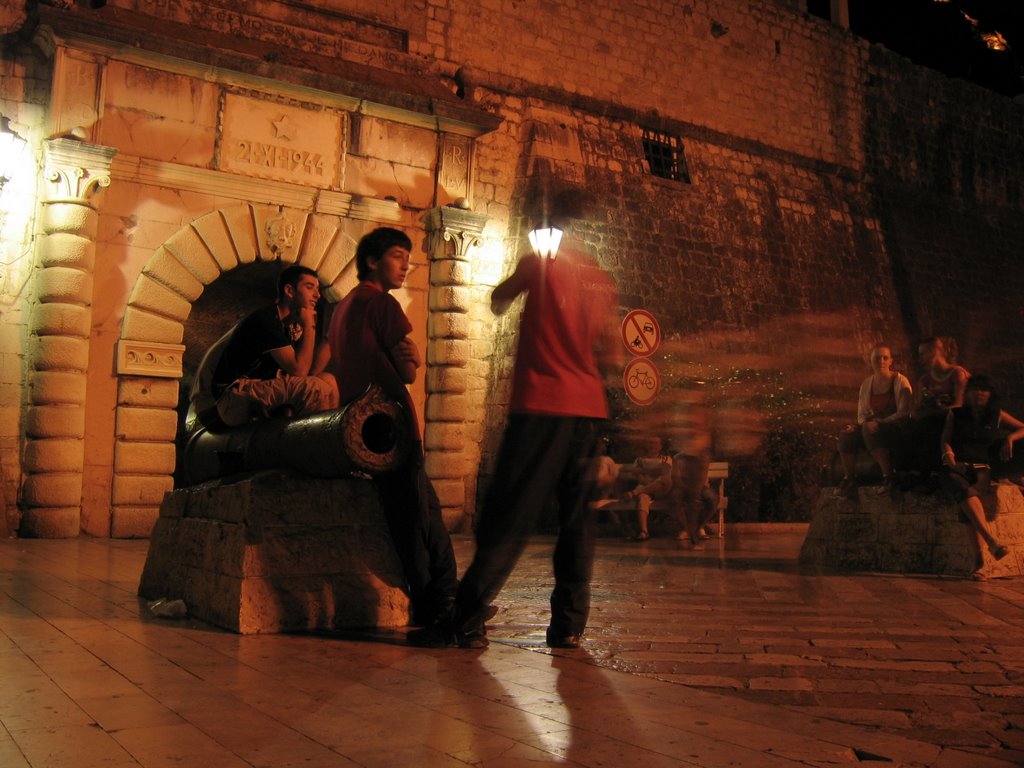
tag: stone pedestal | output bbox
[800,481,1024,579]
[138,471,411,633]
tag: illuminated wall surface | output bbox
[0,0,1022,537]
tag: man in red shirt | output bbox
[412,189,621,649]
[329,228,458,628]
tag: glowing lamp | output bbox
[528,226,563,260]
[0,115,27,192]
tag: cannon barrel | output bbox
[182,386,412,485]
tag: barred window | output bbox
[641,128,690,183]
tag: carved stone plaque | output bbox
[51,49,101,141]
[220,93,343,188]
[438,134,472,205]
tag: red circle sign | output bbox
[623,357,660,406]
[621,309,661,357]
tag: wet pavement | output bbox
[1,528,1023,767]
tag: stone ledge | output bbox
[800,481,1024,579]
[138,470,411,633]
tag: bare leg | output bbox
[961,496,998,548]
[840,450,856,480]
[635,494,651,539]
[869,447,891,478]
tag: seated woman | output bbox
[835,344,912,498]
[939,375,1023,570]
[905,336,970,474]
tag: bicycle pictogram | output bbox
[627,368,656,390]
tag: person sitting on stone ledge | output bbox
[902,336,970,478]
[939,374,1023,571]
[193,265,339,432]
[834,344,913,499]
[328,227,459,629]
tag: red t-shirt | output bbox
[509,249,616,418]
[328,282,418,437]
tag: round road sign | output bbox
[623,357,660,406]
[621,309,661,357]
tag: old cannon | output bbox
[181,385,412,485]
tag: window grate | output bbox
[641,128,690,183]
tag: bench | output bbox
[591,460,729,537]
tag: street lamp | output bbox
[0,115,28,193]
[527,225,562,260]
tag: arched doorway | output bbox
[113,203,370,530]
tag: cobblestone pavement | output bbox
[2,531,1022,767]
[479,528,1024,766]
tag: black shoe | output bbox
[407,623,457,648]
[545,629,581,649]
[456,627,489,649]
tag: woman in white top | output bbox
[835,344,913,498]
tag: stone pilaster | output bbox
[421,205,486,530]
[20,138,115,537]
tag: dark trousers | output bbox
[899,413,946,473]
[376,458,458,623]
[455,414,602,636]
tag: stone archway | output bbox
[110,200,486,537]
[110,203,367,536]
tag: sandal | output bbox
[630,531,650,542]
[874,476,895,496]
[834,478,857,500]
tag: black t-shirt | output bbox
[211,305,298,396]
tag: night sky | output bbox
[846,0,1024,97]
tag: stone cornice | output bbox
[35,8,502,139]
[111,155,402,223]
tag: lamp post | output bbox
[527,225,563,260]
[0,115,28,193]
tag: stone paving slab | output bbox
[2,531,1022,767]
[475,529,1024,766]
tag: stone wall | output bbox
[434,1,1024,519]
[1,0,1022,533]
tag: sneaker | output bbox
[545,628,582,649]
[456,627,489,649]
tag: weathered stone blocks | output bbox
[138,470,411,633]
[800,482,1024,579]
[19,506,80,538]
[121,306,184,345]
